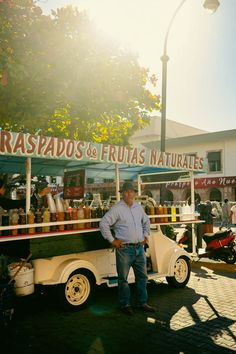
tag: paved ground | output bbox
[1,262,236,354]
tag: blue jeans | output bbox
[115,244,148,307]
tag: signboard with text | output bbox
[0,130,205,172]
[63,170,85,199]
[165,176,236,189]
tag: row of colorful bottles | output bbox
[1,207,52,236]
[70,205,109,229]
[145,203,195,224]
[0,203,111,236]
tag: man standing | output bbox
[230,203,236,226]
[99,181,155,315]
[220,199,231,229]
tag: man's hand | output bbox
[111,239,123,248]
[142,237,148,246]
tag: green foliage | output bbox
[0,1,160,144]
[164,224,177,240]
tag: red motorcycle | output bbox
[200,229,236,264]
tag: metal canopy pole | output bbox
[190,171,197,255]
[115,163,120,201]
[25,157,31,213]
[138,174,141,196]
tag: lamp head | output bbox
[203,0,220,14]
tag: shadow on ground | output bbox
[1,278,235,354]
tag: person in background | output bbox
[220,199,231,229]
[230,203,236,226]
[0,178,49,211]
[99,181,155,316]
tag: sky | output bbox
[38,0,236,133]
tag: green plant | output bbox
[164,224,176,240]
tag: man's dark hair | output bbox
[224,199,229,203]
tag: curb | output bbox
[191,260,236,273]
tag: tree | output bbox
[0,0,160,144]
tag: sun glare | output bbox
[79,0,156,52]
[69,0,208,69]
[39,0,226,130]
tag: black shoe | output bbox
[121,306,134,316]
[139,304,156,313]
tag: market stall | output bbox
[0,130,205,308]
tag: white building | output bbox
[131,116,236,203]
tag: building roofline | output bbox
[144,128,236,149]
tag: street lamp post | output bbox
[160,0,220,153]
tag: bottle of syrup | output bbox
[77,205,85,229]
[171,204,177,222]
[84,205,91,229]
[27,208,35,234]
[167,204,172,222]
[50,212,57,231]
[11,209,19,236]
[2,210,10,236]
[42,208,50,232]
[158,205,163,223]
[72,207,78,230]
[35,209,42,233]
[163,204,168,223]
[64,210,71,230]
[149,206,155,224]
[19,208,27,234]
[91,208,97,228]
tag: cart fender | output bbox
[168,249,191,276]
[55,259,101,285]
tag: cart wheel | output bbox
[58,269,95,310]
[166,256,191,288]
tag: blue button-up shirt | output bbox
[99,200,150,243]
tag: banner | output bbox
[165,176,236,189]
[0,130,205,172]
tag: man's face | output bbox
[122,189,136,206]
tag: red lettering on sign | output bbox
[66,140,74,158]
[150,149,157,165]
[75,141,85,160]
[182,155,188,169]
[117,146,125,163]
[131,148,138,164]
[37,136,46,155]
[13,132,25,154]
[139,149,145,165]
[108,145,116,162]
[177,154,182,168]
[27,135,37,154]
[126,146,132,164]
[0,131,12,153]
[194,157,199,170]
[44,137,55,156]
[57,139,66,157]
[199,157,204,170]
[171,153,177,168]
[100,144,108,161]
[158,152,164,166]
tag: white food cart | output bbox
[0,130,205,309]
